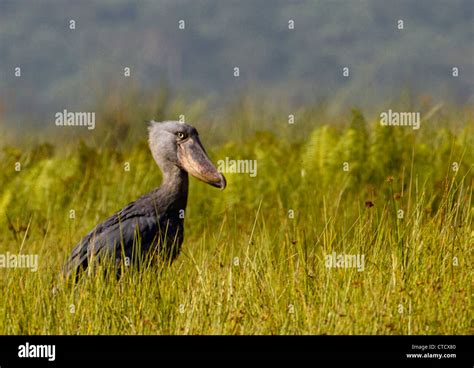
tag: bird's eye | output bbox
[176,132,186,140]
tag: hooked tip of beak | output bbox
[217,173,227,190]
[210,172,226,190]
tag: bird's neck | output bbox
[159,164,189,210]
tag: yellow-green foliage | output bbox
[0,100,472,334]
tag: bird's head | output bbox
[148,120,226,189]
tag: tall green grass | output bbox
[0,97,472,334]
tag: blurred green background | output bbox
[1,0,473,128]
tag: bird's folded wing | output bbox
[62,200,159,276]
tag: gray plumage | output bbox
[63,121,226,278]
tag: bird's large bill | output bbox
[177,136,226,189]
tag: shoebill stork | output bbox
[63,121,226,278]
